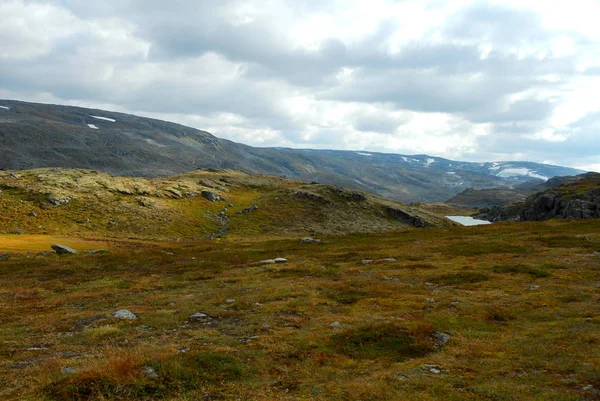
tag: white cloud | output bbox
[0,0,598,169]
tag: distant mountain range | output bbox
[0,99,585,202]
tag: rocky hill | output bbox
[0,168,451,241]
[0,99,585,202]
[520,172,600,220]
[475,173,600,222]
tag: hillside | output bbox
[0,99,585,202]
[0,168,450,241]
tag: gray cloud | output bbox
[0,0,598,169]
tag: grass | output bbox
[0,172,599,400]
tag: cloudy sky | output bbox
[1,0,599,171]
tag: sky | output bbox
[0,0,599,172]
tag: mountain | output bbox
[0,99,585,202]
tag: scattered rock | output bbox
[225,298,236,303]
[9,172,20,179]
[61,367,76,375]
[300,237,322,244]
[142,366,158,379]
[189,312,210,321]
[294,191,329,204]
[51,244,77,255]
[395,374,409,381]
[423,364,442,374]
[329,321,340,328]
[112,310,137,320]
[83,249,109,255]
[425,298,435,303]
[28,211,38,217]
[201,190,220,202]
[237,205,258,214]
[46,193,70,206]
[257,258,288,265]
[361,258,397,264]
[432,331,451,346]
[36,252,54,257]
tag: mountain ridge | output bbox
[0,99,585,202]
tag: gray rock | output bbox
[61,367,76,374]
[112,310,137,320]
[51,244,77,255]
[329,321,340,328]
[29,211,38,217]
[225,298,236,303]
[361,259,373,264]
[300,237,322,244]
[432,331,451,346]
[237,205,258,214]
[142,366,158,379]
[83,249,109,255]
[258,258,287,265]
[189,312,209,321]
[201,190,220,202]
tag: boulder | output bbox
[112,310,137,320]
[51,244,77,255]
[300,237,321,244]
[201,190,220,202]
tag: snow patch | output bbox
[356,152,372,157]
[447,172,457,175]
[87,124,99,129]
[424,158,435,167]
[0,106,9,110]
[496,168,548,181]
[90,115,116,122]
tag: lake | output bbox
[446,215,492,226]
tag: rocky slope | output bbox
[0,168,452,241]
[520,173,600,220]
[0,99,585,202]
[475,173,600,222]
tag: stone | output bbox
[361,259,373,264]
[61,367,76,375]
[83,249,109,255]
[28,211,38,217]
[237,205,258,214]
[258,258,287,265]
[201,190,220,202]
[51,244,77,255]
[189,312,209,321]
[329,321,340,328]
[112,310,137,320]
[225,298,236,303]
[432,331,451,346]
[423,364,442,374]
[300,237,322,244]
[142,366,158,379]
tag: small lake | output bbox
[446,216,492,226]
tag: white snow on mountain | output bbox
[496,168,548,181]
[357,152,372,157]
[90,115,116,122]
[0,106,9,110]
[87,124,99,129]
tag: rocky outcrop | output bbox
[386,207,427,228]
[476,173,600,222]
[521,188,600,221]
